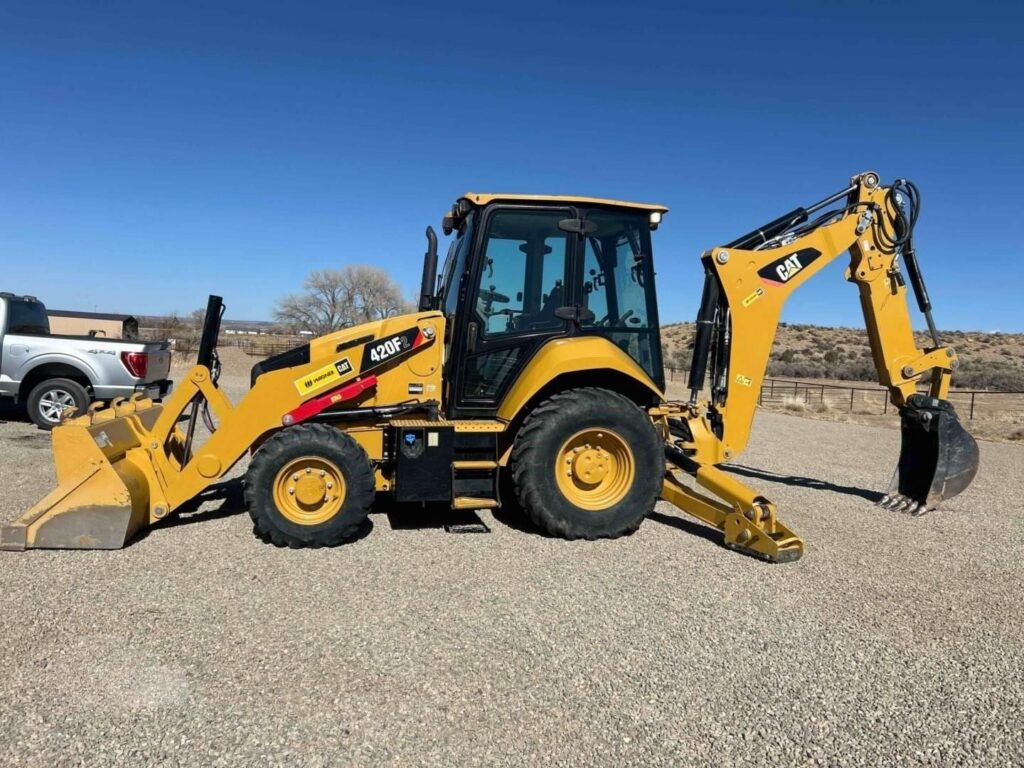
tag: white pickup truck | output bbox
[0,293,172,428]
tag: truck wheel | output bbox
[27,378,90,430]
[244,423,375,548]
[510,387,663,540]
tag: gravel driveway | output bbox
[0,398,1021,766]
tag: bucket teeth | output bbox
[876,493,927,516]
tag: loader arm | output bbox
[658,172,978,562]
[2,311,444,550]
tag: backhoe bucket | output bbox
[880,394,979,515]
[0,400,164,550]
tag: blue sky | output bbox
[1,1,1021,330]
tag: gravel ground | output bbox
[0,391,1021,767]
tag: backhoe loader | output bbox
[1,172,979,561]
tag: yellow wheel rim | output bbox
[273,456,346,526]
[555,428,635,511]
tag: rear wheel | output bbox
[27,378,90,430]
[245,424,374,547]
[510,388,662,540]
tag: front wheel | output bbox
[244,424,375,548]
[510,388,663,540]
[27,378,90,430]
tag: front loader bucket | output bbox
[0,400,163,550]
[880,394,979,515]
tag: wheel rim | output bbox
[38,388,77,423]
[555,428,635,511]
[273,456,347,525]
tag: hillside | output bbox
[661,323,1024,391]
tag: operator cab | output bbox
[428,194,668,418]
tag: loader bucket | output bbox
[0,401,163,551]
[880,394,979,515]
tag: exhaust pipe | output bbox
[880,394,980,515]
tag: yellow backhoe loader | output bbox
[1,172,979,561]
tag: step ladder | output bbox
[451,460,500,511]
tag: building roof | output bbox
[459,193,669,214]
[47,309,137,322]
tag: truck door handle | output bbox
[467,321,479,353]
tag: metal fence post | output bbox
[821,384,825,404]
[970,392,976,420]
[849,388,855,412]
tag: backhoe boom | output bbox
[659,172,979,560]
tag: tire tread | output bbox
[510,387,661,540]
[244,423,374,548]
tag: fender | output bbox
[16,352,98,391]
[497,336,663,423]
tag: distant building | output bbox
[47,310,139,339]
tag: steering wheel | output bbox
[479,288,510,304]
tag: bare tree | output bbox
[147,312,184,341]
[273,265,411,335]
[168,307,209,360]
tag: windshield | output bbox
[440,212,475,318]
[5,299,49,335]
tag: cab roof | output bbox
[460,193,669,214]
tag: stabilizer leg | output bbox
[661,461,803,563]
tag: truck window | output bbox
[5,300,49,335]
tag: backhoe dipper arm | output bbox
[659,172,978,562]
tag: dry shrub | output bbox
[782,396,806,412]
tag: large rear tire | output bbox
[244,423,374,548]
[510,388,662,540]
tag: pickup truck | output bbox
[0,293,172,429]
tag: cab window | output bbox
[579,210,662,384]
[475,210,569,337]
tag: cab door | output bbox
[449,206,575,417]
[574,207,665,390]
